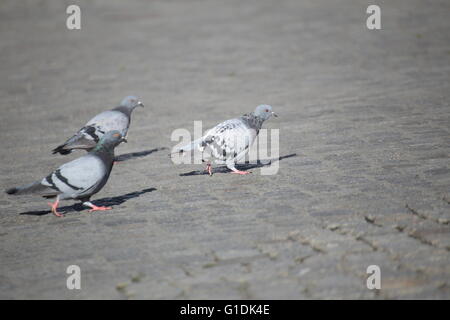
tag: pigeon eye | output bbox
[265,109,269,112]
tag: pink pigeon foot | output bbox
[48,199,63,217]
[205,164,212,176]
[88,205,112,213]
[231,170,251,175]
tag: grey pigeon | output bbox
[6,131,126,217]
[52,96,143,155]
[175,104,277,175]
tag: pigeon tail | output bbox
[172,137,204,155]
[52,144,72,155]
[5,181,45,195]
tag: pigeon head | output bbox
[254,104,277,121]
[120,96,144,110]
[95,130,127,151]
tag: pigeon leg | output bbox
[226,163,251,175]
[48,196,63,217]
[83,201,112,213]
[205,163,213,176]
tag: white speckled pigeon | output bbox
[175,104,277,175]
[6,131,126,217]
[52,96,143,155]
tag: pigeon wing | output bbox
[86,110,130,137]
[41,154,109,200]
[201,118,256,163]
[53,110,129,155]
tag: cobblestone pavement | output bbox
[0,0,449,299]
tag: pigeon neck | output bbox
[242,113,265,130]
[92,143,114,155]
[113,106,132,116]
[91,144,115,166]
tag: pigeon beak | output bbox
[122,137,128,143]
[137,101,144,108]
[272,112,278,117]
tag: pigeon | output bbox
[6,131,126,217]
[174,104,277,175]
[52,96,143,155]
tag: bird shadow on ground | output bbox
[114,147,167,162]
[19,188,157,216]
[179,153,297,176]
